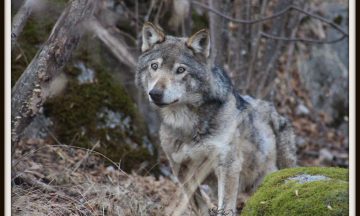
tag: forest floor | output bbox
[11,138,191,216]
[11,123,348,216]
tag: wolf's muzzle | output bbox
[149,88,163,103]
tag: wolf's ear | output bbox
[186,29,210,58]
[141,22,165,52]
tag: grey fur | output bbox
[135,22,296,215]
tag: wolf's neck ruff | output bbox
[156,63,249,141]
[160,86,245,143]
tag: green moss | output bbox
[43,35,156,173]
[44,66,154,172]
[242,167,349,216]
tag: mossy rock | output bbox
[43,34,158,174]
[242,167,348,216]
[12,0,158,174]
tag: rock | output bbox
[295,137,306,148]
[75,61,96,84]
[297,1,348,130]
[295,103,310,116]
[286,174,330,184]
[319,148,334,163]
[22,111,53,140]
[106,165,115,173]
[298,44,348,125]
[242,167,348,216]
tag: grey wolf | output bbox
[135,22,296,215]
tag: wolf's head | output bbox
[136,22,231,108]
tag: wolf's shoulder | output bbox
[211,66,232,85]
[233,93,281,124]
[241,95,276,112]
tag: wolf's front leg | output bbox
[216,163,241,215]
[169,158,215,216]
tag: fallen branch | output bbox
[11,0,99,152]
[13,172,82,199]
[14,173,58,193]
[88,19,137,69]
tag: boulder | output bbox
[242,167,348,216]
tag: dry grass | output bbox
[11,138,192,216]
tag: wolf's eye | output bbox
[151,63,158,70]
[176,67,186,74]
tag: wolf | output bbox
[135,22,296,215]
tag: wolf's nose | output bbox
[149,88,163,102]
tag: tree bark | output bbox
[255,0,294,97]
[208,0,230,66]
[230,0,253,89]
[11,0,98,151]
[11,0,34,50]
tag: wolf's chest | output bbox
[167,129,237,165]
[170,142,211,164]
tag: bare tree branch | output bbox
[11,0,99,152]
[11,0,34,50]
[88,19,137,69]
[191,0,348,43]
[259,31,347,44]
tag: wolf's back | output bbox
[242,95,297,168]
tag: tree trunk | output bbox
[254,0,294,97]
[11,0,98,152]
[208,0,230,66]
[230,0,252,89]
